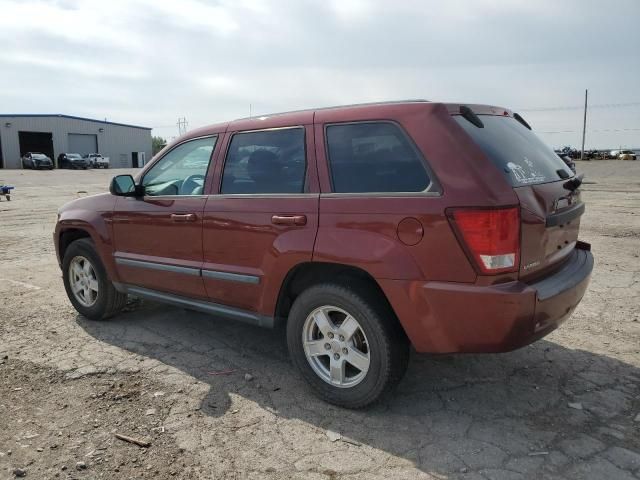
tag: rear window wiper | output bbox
[459,106,484,128]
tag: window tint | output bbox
[142,136,216,196]
[326,122,431,193]
[454,115,573,186]
[221,128,305,194]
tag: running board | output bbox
[113,283,274,328]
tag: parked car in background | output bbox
[618,150,637,160]
[54,101,593,408]
[21,152,53,169]
[58,153,89,169]
[84,153,110,168]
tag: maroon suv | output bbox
[54,101,593,407]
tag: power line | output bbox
[520,101,640,112]
[176,116,189,136]
[539,127,640,134]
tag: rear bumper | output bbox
[380,242,593,353]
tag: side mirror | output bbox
[110,175,144,197]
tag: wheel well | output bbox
[58,229,91,260]
[275,262,400,325]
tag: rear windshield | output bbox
[454,115,573,186]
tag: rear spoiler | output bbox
[454,105,532,131]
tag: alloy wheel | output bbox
[302,305,371,388]
[68,256,99,307]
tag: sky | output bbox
[1,0,639,149]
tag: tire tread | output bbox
[63,238,126,321]
[287,282,409,408]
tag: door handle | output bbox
[171,213,197,222]
[271,214,307,226]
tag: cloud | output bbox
[0,0,639,147]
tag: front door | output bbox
[202,126,319,316]
[112,136,219,299]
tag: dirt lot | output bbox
[0,162,639,480]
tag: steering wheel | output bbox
[180,174,205,195]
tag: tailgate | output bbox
[515,180,584,279]
[452,110,582,279]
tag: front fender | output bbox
[55,194,119,281]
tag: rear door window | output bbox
[325,122,432,193]
[454,115,573,186]
[221,127,306,194]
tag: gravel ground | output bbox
[0,162,639,480]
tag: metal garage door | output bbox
[68,133,98,155]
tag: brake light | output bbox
[449,207,520,274]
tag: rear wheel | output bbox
[287,283,409,408]
[62,238,127,320]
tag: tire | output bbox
[287,283,409,408]
[62,238,127,321]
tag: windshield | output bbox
[32,154,47,159]
[454,115,573,187]
[68,154,82,159]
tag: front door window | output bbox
[143,136,217,196]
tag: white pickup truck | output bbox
[84,153,110,169]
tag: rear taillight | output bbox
[449,207,520,274]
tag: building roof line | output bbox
[0,114,151,130]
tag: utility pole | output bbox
[249,104,252,119]
[177,116,189,136]
[580,89,588,161]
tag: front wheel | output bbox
[287,283,409,408]
[62,238,127,320]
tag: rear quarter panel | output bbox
[313,103,518,283]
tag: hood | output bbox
[58,192,116,215]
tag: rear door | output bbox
[201,125,319,315]
[454,114,581,279]
[111,136,218,299]
[312,111,478,285]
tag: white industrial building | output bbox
[0,114,152,169]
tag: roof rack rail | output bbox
[234,99,430,121]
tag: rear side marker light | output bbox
[449,207,520,274]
